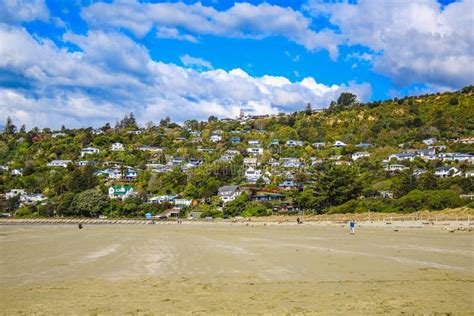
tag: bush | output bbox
[396,190,465,212]
[242,203,272,217]
[14,206,34,217]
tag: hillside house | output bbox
[108,185,135,200]
[80,147,100,157]
[111,142,125,151]
[286,140,303,147]
[333,140,347,148]
[352,152,370,160]
[384,164,409,172]
[434,167,462,178]
[47,160,72,168]
[218,185,242,204]
[246,147,263,155]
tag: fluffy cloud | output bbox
[0,26,371,129]
[81,0,342,59]
[180,54,213,70]
[305,0,474,89]
[0,0,49,24]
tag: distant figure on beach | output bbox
[296,217,302,224]
[349,219,355,235]
[78,223,83,230]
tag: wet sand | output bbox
[1,224,473,314]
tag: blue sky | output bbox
[0,0,472,128]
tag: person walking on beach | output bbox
[349,219,356,235]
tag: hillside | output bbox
[0,86,473,218]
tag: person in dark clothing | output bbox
[78,223,83,230]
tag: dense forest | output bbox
[1,86,473,218]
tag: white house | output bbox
[218,185,242,204]
[465,170,474,178]
[6,189,26,199]
[47,160,72,168]
[422,138,437,146]
[52,132,66,138]
[388,152,417,162]
[10,169,23,176]
[0,165,8,171]
[80,147,100,157]
[351,152,370,161]
[174,199,192,208]
[246,147,263,155]
[243,157,258,168]
[281,158,301,168]
[210,134,222,142]
[20,193,47,206]
[286,140,304,147]
[384,164,409,172]
[248,139,260,146]
[111,143,125,151]
[333,140,347,148]
[137,146,162,152]
[434,167,462,178]
[244,167,262,183]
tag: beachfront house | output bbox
[80,147,100,157]
[218,185,242,204]
[20,193,47,206]
[6,189,26,199]
[108,185,135,200]
[47,160,72,168]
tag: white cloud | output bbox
[0,0,49,24]
[0,26,371,129]
[81,0,342,58]
[156,27,198,43]
[180,54,213,70]
[305,0,474,89]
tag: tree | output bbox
[337,92,357,108]
[312,166,362,212]
[70,189,109,217]
[4,116,17,135]
[448,97,459,105]
[305,103,312,116]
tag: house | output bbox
[312,142,326,148]
[111,142,125,151]
[281,158,301,168]
[220,155,234,162]
[210,134,222,142]
[243,157,258,168]
[127,130,143,135]
[335,161,352,166]
[422,138,437,146]
[52,132,66,138]
[384,164,409,172]
[246,147,263,155]
[458,137,474,144]
[47,160,72,168]
[158,207,181,219]
[273,201,296,213]
[439,153,474,163]
[248,139,260,146]
[20,193,47,206]
[77,160,96,166]
[379,191,394,199]
[137,146,162,153]
[434,167,462,178]
[244,167,262,183]
[6,189,26,199]
[148,194,177,204]
[0,165,8,171]
[356,142,372,148]
[465,170,474,178]
[174,199,192,208]
[333,140,347,148]
[269,139,279,146]
[351,152,370,160]
[96,168,121,179]
[279,180,297,190]
[123,168,138,180]
[413,168,426,176]
[250,193,285,201]
[80,147,100,157]
[10,168,23,176]
[419,149,437,160]
[218,185,242,203]
[108,185,135,200]
[388,152,417,162]
[286,140,303,147]
[229,137,241,144]
[225,149,240,155]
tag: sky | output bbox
[0,0,473,129]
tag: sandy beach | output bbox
[1,223,473,314]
